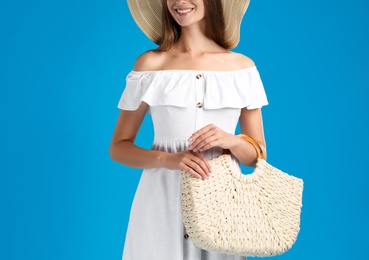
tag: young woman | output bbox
[110,0,268,259]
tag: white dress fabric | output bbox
[118,66,268,260]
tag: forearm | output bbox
[110,141,167,169]
[228,135,267,167]
[234,108,267,166]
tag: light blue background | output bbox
[1,0,368,259]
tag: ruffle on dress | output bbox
[118,66,268,111]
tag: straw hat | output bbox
[127,0,250,49]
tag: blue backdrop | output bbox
[1,0,368,259]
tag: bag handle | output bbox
[238,134,266,160]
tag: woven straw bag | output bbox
[181,134,303,257]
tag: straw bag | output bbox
[180,134,303,257]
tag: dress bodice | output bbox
[118,66,268,143]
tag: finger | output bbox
[189,131,214,149]
[188,124,215,142]
[180,156,205,179]
[183,165,202,179]
[179,155,207,179]
[189,129,219,151]
[183,161,207,180]
[192,135,219,152]
[191,152,212,176]
[191,164,208,179]
[189,158,209,179]
[194,152,212,173]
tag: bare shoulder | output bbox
[209,51,255,71]
[133,50,166,71]
[227,52,255,69]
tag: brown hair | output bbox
[158,0,229,51]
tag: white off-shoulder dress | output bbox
[117,66,268,260]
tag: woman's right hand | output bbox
[163,151,212,180]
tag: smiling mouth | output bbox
[176,8,194,14]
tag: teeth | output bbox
[176,8,192,14]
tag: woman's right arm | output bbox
[109,102,211,179]
[109,102,165,168]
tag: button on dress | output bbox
[117,66,268,260]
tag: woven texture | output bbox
[181,154,303,257]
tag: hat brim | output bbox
[127,0,250,49]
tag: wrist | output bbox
[227,133,243,150]
[237,134,266,161]
[156,151,170,168]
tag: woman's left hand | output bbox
[188,124,236,152]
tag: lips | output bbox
[175,8,194,14]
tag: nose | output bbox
[168,0,189,7]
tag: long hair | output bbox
[158,0,229,51]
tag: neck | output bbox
[171,23,221,54]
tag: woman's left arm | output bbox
[188,108,266,166]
